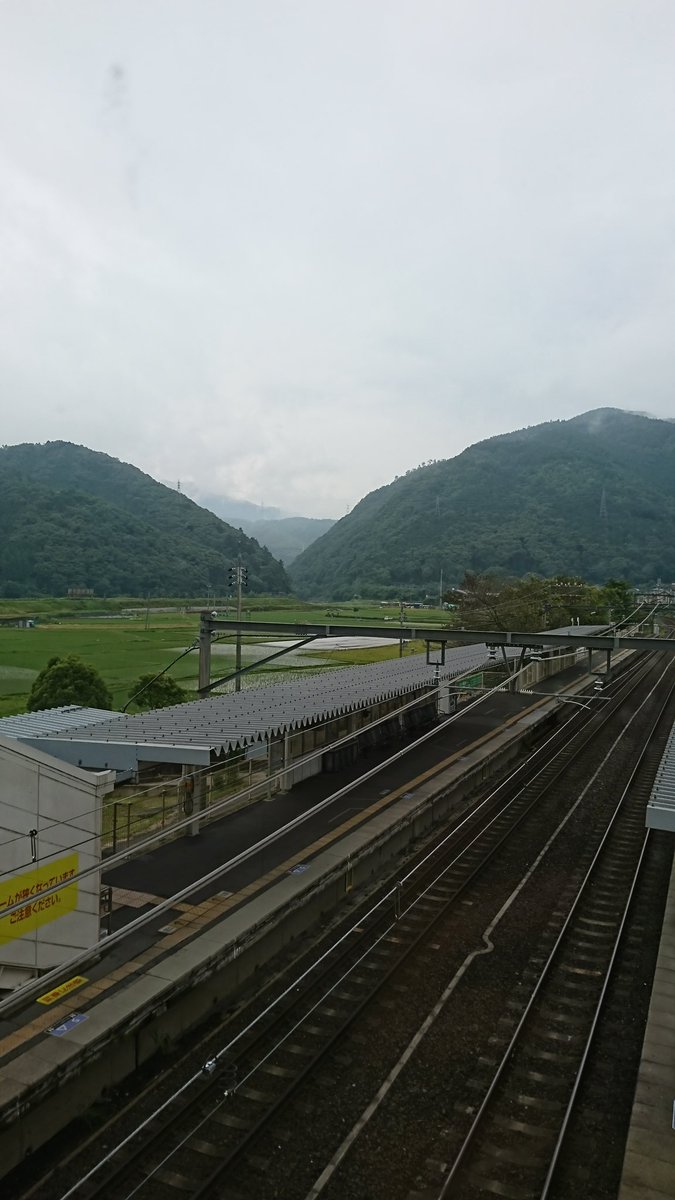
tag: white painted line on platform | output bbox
[327,807,361,824]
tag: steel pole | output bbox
[198,613,212,694]
[235,566,243,692]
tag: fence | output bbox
[102,757,272,855]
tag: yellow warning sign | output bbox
[0,853,78,945]
[37,975,88,1005]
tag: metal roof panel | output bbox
[45,643,514,757]
[0,705,117,740]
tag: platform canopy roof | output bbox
[0,705,118,741]
[21,643,518,767]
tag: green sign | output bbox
[459,673,483,689]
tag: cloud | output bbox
[0,1,674,517]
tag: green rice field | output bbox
[0,597,452,717]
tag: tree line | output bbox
[24,574,639,715]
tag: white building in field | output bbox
[0,735,114,991]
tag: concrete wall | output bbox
[517,651,578,690]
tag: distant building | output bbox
[67,587,94,597]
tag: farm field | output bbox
[0,597,452,717]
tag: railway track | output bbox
[17,651,674,1200]
[437,669,675,1199]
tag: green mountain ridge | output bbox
[0,442,290,597]
[290,409,675,599]
[237,516,335,564]
[179,489,335,563]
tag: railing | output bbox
[102,760,271,855]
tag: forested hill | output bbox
[236,516,335,564]
[290,409,675,599]
[0,441,290,597]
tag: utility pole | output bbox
[235,566,243,691]
[198,612,212,694]
[228,561,248,691]
[439,568,443,610]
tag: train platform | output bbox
[103,688,538,908]
[619,839,675,1199]
[0,688,541,1021]
[0,681,568,1175]
[0,655,637,1179]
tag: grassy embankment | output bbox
[0,597,452,717]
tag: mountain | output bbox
[237,516,335,564]
[181,489,336,563]
[183,489,287,523]
[289,409,675,599]
[0,442,290,597]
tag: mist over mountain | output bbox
[181,489,335,563]
[237,516,335,564]
[0,442,290,597]
[183,489,288,524]
[290,409,675,599]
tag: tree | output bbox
[27,656,113,711]
[2,580,23,599]
[127,673,187,711]
[599,579,636,622]
[447,572,601,632]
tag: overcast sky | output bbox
[1,2,674,518]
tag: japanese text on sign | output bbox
[0,853,79,944]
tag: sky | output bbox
[1,2,674,519]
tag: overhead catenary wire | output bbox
[0,643,506,868]
[122,640,199,711]
[0,661,538,1016]
[0,659,492,880]
[0,615,651,876]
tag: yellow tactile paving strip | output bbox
[110,888,167,910]
[0,691,555,1062]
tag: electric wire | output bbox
[0,661,536,1016]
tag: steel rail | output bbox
[54,656,662,1200]
[0,663,531,1019]
[297,655,672,1200]
[437,661,675,1199]
[539,833,650,1199]
[25,664,634,1200]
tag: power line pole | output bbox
[228,561,248,692]
[198,615,212,694]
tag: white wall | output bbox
[0,735,114,982]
